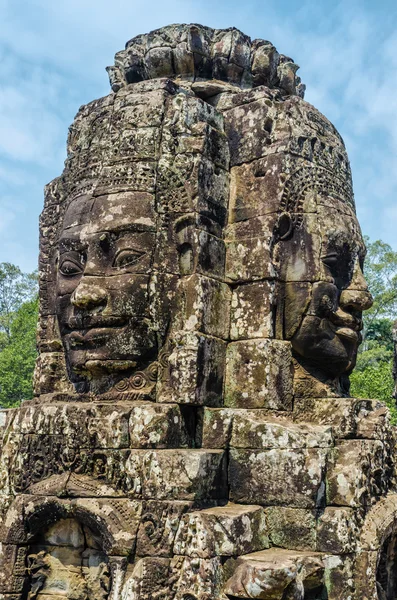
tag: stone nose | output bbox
[339,288,373,312]
[339,260,373,312]
[70,280,108,311]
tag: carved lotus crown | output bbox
[106,23,305,97]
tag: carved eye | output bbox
[59,258,84,276]
[113,249,144,269]
[321,253,338,269]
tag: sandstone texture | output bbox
[0,22,396,600]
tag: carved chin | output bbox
[62,324,158,378]
[291,319,359,376]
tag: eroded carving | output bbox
[0,22,395,600]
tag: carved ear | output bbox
[174,214,196,276]
[275,212,294,241]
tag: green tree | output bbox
[350,238,397,421]
[0,297,38,407]
[361,238,397,347]
[0,262,37,341]
[0,263,38,408]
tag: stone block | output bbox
[173,503,269,557]
[134,449,227,501]
[317,507,358,554]
[293,397,359,438]
[326,439,391,507]
[223,97,273,166]
[173,273,231,339]
[225,237,274,282]
[223,549,325,599]
[136,500,192,557]
[354,550,378,600]
[129,403,189,448]
[177,122,230,170]
[197,407,235,448]
[231,413,333,449]
[229,448,327,508]
[265,507,317,551]
[13,403,132,449]
[323,554,355,600]
[173,556,225,600]
[229,154,287,222]
[224,339,293,409]
[230,281,274,340]
[156,153,229,224]
[158,332,226,406]
[121,557,172,599]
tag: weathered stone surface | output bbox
[229,448,327,508]
[158,332,226,406]
[136,500,192,557]
[326,440,392,507]
[223,549,325,599]
[129,403,189,448]
[173,503,269,557]
[230,281,274,340]
[316,507,359,553]
[293,396,391,440]
[265,507,317,551]
[224,339,293,409]
[230,413,333,449]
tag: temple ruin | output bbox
[0,23,396,599]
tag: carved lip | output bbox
[67,315,125,329]
[335,326,359,343]
[329,311,362,333]
[68,325,126,347]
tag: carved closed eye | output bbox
[321,253,338,268]
[59,257,84,276]
[113,249,145,268]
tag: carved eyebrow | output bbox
[59,238,85,252]
[87,221,156,234]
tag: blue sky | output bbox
[1,0,397,272]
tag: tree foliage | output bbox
[0,297,38,407]
[350,238,397,422]
[0,263,38,408]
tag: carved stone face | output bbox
[278,199,372,377]
[56,192,161,385]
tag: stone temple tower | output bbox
[0,23,396,600]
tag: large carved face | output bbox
[277,197,372,377]
[55,191,163,386]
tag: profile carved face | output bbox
[276,198,372,377]
[55,191,168,389]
